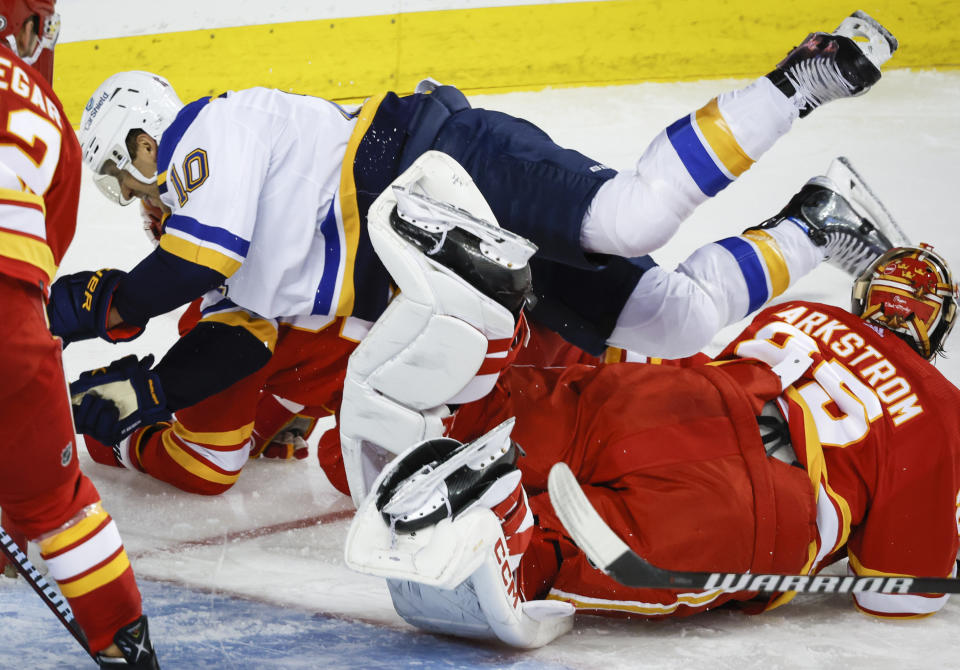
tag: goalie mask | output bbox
[851,244,958,359]
[78,71,184,205]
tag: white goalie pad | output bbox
[345,436,574,649]
[357,150,536,409]
[341,151,537,504]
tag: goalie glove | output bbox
[47,269,143,345]
[70,355,171,446]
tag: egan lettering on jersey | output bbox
[773,306,923,427]
[0,57,63,130]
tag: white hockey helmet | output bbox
[78,70,183,205]
[852,243,958,360]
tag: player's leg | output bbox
[580,11,897,258]
[108,364,270,495]
[607,157,909,357]
[0,276,157,666]
[340,151,536,504]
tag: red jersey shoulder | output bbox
[725,300,960,437]
[0,52,68,132]
[0,48,82,280]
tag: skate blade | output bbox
[819,156,911,247]
[834,10,899,69]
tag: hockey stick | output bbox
[546,463,960,596]
[0,525,95,660]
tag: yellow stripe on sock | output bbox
[742,229,790,298]
[58,550,131,599]
[695,98,754,177]
[162,430,243,485]
[38,503,109,556]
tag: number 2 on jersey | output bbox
[736,321,882,447]
[0,108,62,195]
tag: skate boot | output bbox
[375,419,520,532]
[755,157,911,276]
[768,11,898,117]
[97,616,160,669]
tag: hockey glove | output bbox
[259,431,310,460]
[70,355,171,446]
[47,269,143,346]
[249,394,316,460]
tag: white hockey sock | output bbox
[580,77,799,258]
[676,221,825,327]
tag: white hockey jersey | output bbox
[155,88,391,320]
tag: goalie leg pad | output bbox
[341,151,535,503]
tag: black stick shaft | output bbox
[607,551,960,594]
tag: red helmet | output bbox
[0,0,57,79]
[852,244,958,359]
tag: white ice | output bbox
[3,71,960,669]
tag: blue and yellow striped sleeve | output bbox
[159,214,249,277]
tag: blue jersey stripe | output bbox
[165,214,250,257]
[199,296,237,316]
[666,115,732,197]
[716,237,768,314]
[312,201,341,315]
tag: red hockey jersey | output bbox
[0,50,80,289]
[716,300,960,617]
[449,301,960,619]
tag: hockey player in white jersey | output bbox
[51,10,900,350]
[49,12,907,490]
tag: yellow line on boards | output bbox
[54,0,959,126]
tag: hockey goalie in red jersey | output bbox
[0,2,160,666]
[345,243,959,648]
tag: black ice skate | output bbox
[756,157,911,277]
[97,615,160,669]
[375,419,519,533]
[768,10,898,117]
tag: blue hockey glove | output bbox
[47,269,143,346]
[70,354,171,446]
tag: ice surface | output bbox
[2,71,959,668]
